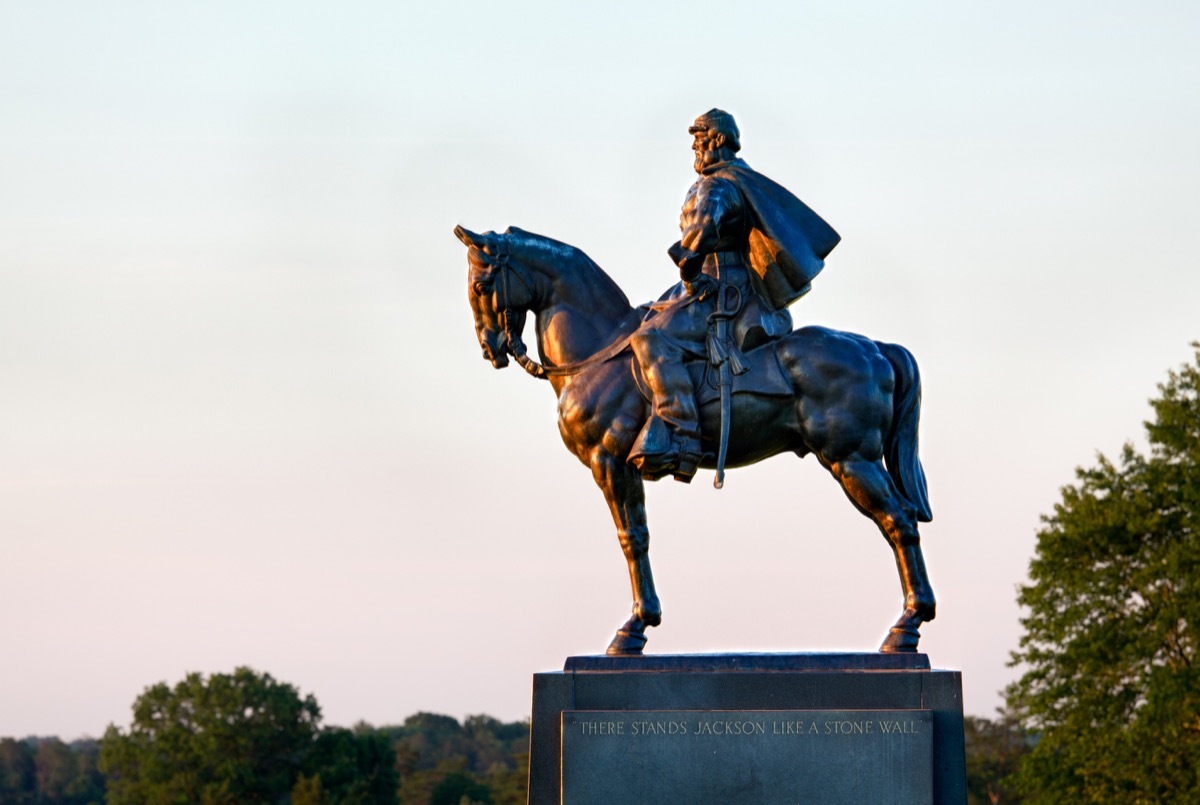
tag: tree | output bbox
[0,738,35,803]
[428,768,490,805]
[963,713,1028,804]
[483,752,528,805]
[1006,344,1200,802]
[34,738,79,802]
[385,712,529,804]
[99,667,321,804]
[302,726,398,804]
[290,773,332,805]
[34,738,104,804]
[0,737,104,805]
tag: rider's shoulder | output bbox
[694,173,743,203]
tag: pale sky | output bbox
[2,1,1198,740]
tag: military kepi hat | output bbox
[688,108,740,141]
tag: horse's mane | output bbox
[503,226,632,312]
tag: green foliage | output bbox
[0,737,104,805]
[38,738,105,804]
[290,774,330,805]
[8,672,527,805]
[394,712,528,776]
[303,727,398,804]
[385,715,529,805]
[480,752,527,805]
[0,738,35,803]
[429,769,490,805]
[963,714,1029,804]
[1006,345,1200,802]
[99,667,321,804]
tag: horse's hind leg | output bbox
[828,458,936,653]
[590,449,661,655]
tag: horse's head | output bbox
[455,224,631,379]
[454,225,533,370]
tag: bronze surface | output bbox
[454,111,936,655]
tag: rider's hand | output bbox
[667,240,692,267]
[669,241,704,277]
[684,273,717,300]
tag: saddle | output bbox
[630,338,793,408]
[628,280,794,484]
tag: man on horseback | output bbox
[629,108,842,482]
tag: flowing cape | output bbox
[707,159,840,309]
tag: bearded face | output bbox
[692,131,723,173]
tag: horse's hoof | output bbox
[606,628,648,655]
[879,626,920,653]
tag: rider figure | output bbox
[629,109,841,481]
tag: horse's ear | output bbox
[454,225,482,247]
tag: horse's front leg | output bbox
[589,448,660,655]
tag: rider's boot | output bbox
[629,332,705,482]
[629,417,704,483]
[628,415,700,484]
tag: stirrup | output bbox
[634,447,688,482]
[631,437,703,483]
[671,449,703,483]
[628,416,706,482]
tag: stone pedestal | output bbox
[528,653,965,805]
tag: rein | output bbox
[491,245,698,381]
[494,245,551,379]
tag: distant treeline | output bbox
[0,737,104,804]
[0,711,529,805]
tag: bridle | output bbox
[488,241,550,380]
[477,235,696,381]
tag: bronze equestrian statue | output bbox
[454,109,936,655]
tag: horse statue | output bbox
[454,224,936,654]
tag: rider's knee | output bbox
[630,329,665,356]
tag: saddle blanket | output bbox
[633,340,793,408]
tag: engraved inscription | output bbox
[878,719,921,734]
[561,710,935,805]
[568,713,922,739]
[575,720,624,735]
[631,720,688,735]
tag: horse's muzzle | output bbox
[482,343,510,369]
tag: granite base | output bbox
[528,653,965,805]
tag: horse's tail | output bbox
[878,341,932,522]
